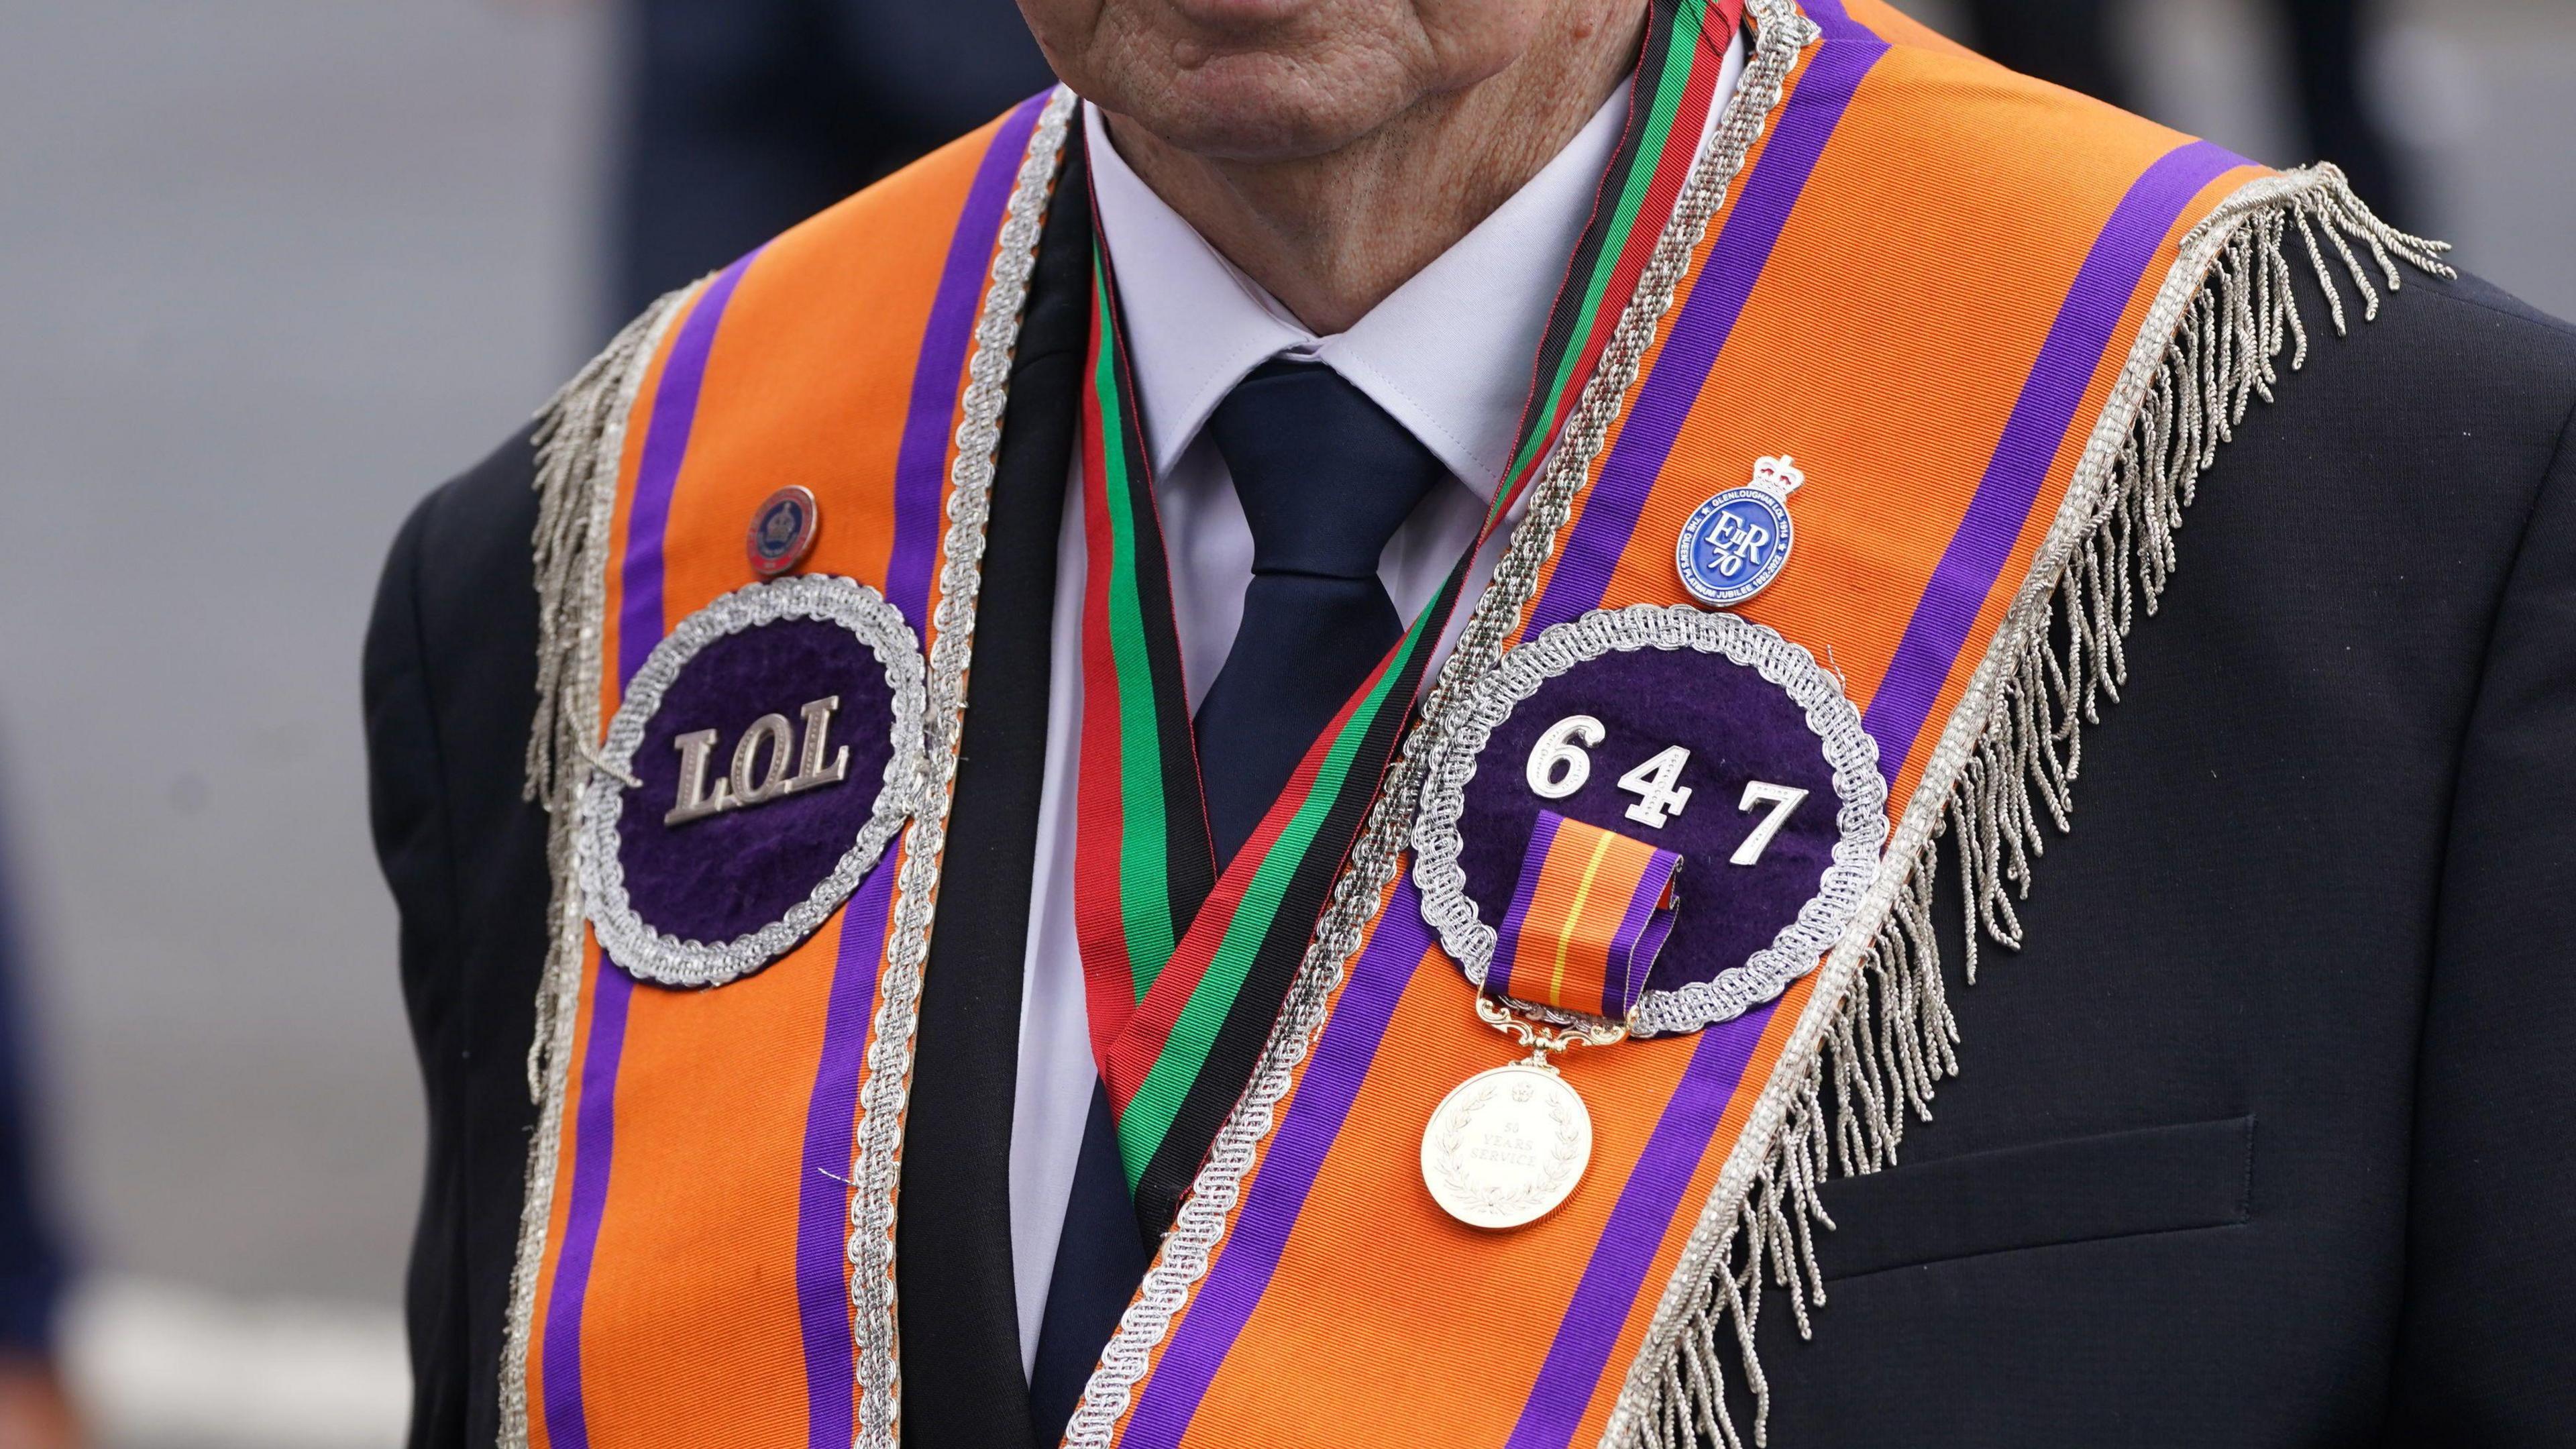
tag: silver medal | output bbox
[1420,1063,1594,1230]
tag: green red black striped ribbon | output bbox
[1069,0,1743,1236]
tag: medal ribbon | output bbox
[1070,0,1744,1236]
[1488,811,1682,1020]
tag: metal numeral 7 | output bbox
[1729,782,1809,865]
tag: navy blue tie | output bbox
[1194,360,1449,867]
[1026,1083,1152,1442]
[1026,360,1445,1444]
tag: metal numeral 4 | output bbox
[1616,745,1695,828]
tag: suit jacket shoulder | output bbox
[1750,258,2576,1444]
[366,426,547,1449]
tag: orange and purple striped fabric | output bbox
[1489,812,1682,1022]
[519,95,1059,1449]
[512,0,2285,1440]
[1085,4,2267,1446]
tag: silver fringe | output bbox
[498,280,698,1449]
[1609,168,2447,1449]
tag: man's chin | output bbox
[1111,57,1419,164]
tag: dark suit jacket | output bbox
[366,173,2576,1447]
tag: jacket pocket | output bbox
[1814,1114,2254,1282]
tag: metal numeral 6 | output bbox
[1525,714,1605,799]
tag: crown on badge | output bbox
[1748,455,1805,499]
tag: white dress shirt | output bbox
[1005,36,1747,1370]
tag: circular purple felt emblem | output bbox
[1413,604,1888,1034]
[578,575,925,987]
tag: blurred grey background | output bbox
[0,2,601,1444]
[0,0,2565,1444]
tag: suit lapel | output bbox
[894,147,1094,1449]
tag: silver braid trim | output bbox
[1410,604,1888,1038]
[849,84,1077,1449]
[1607,168,2449,1449]
[576,575,929,989]
[1063,5,1820,1444]
[500,280,698,1449]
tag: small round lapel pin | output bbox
[1676,455,1803,609]
[747,486,822,578]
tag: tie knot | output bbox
[1207,360,1448,581]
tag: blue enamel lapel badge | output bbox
[1676,455,1803,608]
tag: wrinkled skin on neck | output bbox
[1018,0,1650,333]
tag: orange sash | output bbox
[499,1,2440,1444]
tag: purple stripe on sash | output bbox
[1503,1000,1778,1449]
[539,965,631,1449]
[544,250,757,1447]
[1488,812,1567,1002]
[616,252,757,683]
[1118,885,1435,1449]
[787,97,1046,1434]
[794,863,897,1448]
[1623,897,1680,1018]
[1859,139,2244,780]
[1625,911,1679,1018]
[1523,26,1886,636]
[886,91,1052,634]
[1796,0,1879,42]
[1602,851,1681,1020]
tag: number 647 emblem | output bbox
[1523,714,1809,866]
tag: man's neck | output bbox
[1102,0,1648,336]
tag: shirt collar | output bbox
[1083,26,1741,504]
